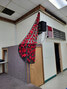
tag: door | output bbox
[30,45,44,86]
[54,43,63,74]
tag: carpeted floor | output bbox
[0,73,41,89]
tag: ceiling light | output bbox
[49,0,67,9]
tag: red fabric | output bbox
[18,12,40,64]
[48,26,52,31]
[47,26,53,38]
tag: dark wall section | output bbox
[8,45,30,83]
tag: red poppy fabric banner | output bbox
[18,12,40,64]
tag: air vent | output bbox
[53,28,66,40]
[2,8,15,16]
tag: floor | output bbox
[40,70,67,89]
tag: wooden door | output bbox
[30,45,44,86]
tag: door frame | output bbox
[2,48,8,73]
[54,43,63,74]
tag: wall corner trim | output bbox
[0,16,15,24]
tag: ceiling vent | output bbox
[0,5,15,16]
[2,8,15,16]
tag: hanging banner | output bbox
[18,12,40,64]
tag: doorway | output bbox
[54,43,63,74]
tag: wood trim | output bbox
[2,48,8,60]
[2,48,8,73]
[39,5,46,12]
[41,45,45,84]
[0,16,15,24]
[0,5,66,25]
[27,63,30,83]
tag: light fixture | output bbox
[49,0,67,9]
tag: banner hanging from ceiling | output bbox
[18,12,40,64]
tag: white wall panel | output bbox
[61,43,67,70]
[16,13,38,44]
[40,12,67,80]
[0,21,16,73]
[0,21,16,58]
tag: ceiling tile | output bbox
[42,0,58,12]
[6,16,18,20]
[12,0,36,10]
[0,12,15,20]
[7,1,27,14]
[62,17,67,23]
[0,0,11,7]
[53,10,65,18]
[0,5,5,12]
[42,0,67,23]
[30,0,45,5]
[60,6,67,16]
[11,12,23,19]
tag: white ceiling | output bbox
[0,0,67,24]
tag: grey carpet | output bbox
[0,73,41,89]
[8,46,29,83]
